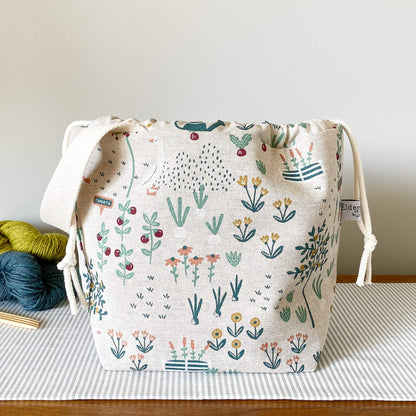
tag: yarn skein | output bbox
[0,221,69,311]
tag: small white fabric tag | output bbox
[341,199,361,221]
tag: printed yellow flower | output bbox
[252,177,262,187]
[250,317,260,328]
[237,175,248,187]
[300,264,306,271]
[260,188,268,196]
[271,233,280,242]
[231,339,242,349]
[244,217,252,225]
[314,235,319,241]
[260,235,269,244]
[231,312,242,323]
[212,329,222,339]
[284,197,292,206]
[273,200,282,209]
[233,219,242,228]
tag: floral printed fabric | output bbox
[75,119,344,373]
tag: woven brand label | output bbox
[341,199,361,221]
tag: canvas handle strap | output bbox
[41,116,146,314]
[332,120,377,286]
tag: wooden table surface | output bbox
[1,275,415,416]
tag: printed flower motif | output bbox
[149,335,156,342]
[250,317,260,327]
[231,312,242,323]
[237,175,248,187]
[273,200,282,209]
[231,339,241,349]
[116,331,123,339]
[129,354,136,361]
[252,177,262,187]
[270,342,278,349]
[286,359,293,366]
[178,245,193,256]
[261,341,282,369]
[288,333,308,354]
[132,331,141,339]
[271,233,279,242]
[108,329,114,338]
[165,257,181,267]
[206,254,220,263]
[260,188,269,196]
[260,235,269,244]
[244,217,252,225]
[189,256,203,266]
[212,329,222,339]
[260,343,268,351]
[233,219,242,227]
[284,198,292,206]
[142,330,148,337]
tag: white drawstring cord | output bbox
[333,120,377,286]
[57,215,89,314]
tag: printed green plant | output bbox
[295,305,307,323]
[256,160,266,175]
[288,333,308,354]
[280,306,291,322]
[193,184,208,209]
[83,260,107,320]
[189,256,203,286]
[132,330,156,354]
[271,132,285,148]
[327,258,334,277]
[261,342,282,370]
[229,133,252,156]
[230,275,243,301]
[188,294,203,325]
[141,212,162,264]
[129,354,147,372]
[212,287,227,317]
[115,200,132,241]
[286,355,304,373]
[108,329,127,359]
[260,233,284,259]
[287,220,330,328]
[205,214,224,235]
[227,312,244,338]
[116,243,134,285]
[97,222,110,272]
[246,317,264,340]
[233,217,256,242]
[167,197,190,227]
[313,351,321,364]
[226,251,242,267]
[228,339,245,361]
[206,254,220,282]
[286,290,294,303]
[312,274,323,299]
[207,328,226,351]
[273,198,296,223]
[237,175,268,212]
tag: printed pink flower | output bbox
[116,331,122,339]
[169,342,175,350]
[142,330,148,337]
[303,334,308,341]
[108,329,114,338]
[290,149,295,158]
[204,344,210,351]
[309,142,314,153]
[206,254,220,264]
[183,337,187,347]
[279,154,286,162]
[276,348,282,354]
[178,246,193,256]
[286,359,293,366]
[129,355,136,361]
[149,335,156,342]
[296,332,302,339]
[293,355,299,363]
[270,342,278,350]
[132,331,140,339]
[137,354,144,361]
[165,257,180,267]
[287,335,294,342]
[260,343,268,352]
[191,340,195,350]
[122,340,128,347]
[189,256,203,266]
[296,149,302,158]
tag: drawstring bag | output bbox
[40,117,376,373]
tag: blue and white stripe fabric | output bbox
[0,283,414,401]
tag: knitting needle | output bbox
[0,311,40,329]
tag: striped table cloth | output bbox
[0,283,415,401]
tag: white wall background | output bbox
[0,0,415,275]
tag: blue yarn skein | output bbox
[0,251,66,311]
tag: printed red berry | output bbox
[117,217,124,225]
[237,148,246,157]
[105,247,111,256]
[336,152,340,160]
[114,249,121,257]
[262,143,267,152]
[140,235,149,243]
[129,207,137,215]
[190,132,199,141]
[154,229,163,238]
[126,263,134,271]
[97,233,102,241]
[80,242,83,251]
